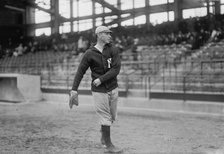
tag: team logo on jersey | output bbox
[107,58,112,68]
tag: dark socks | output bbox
[101,125,113,146]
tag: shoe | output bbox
[106,144,123,153]
[101,125,123,153]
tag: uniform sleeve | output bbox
[72,53,90,91]
[99,47,121,83]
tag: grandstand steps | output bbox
[2,45,224,97]
[0,51,70,70]
[149,76,224,92]
[148,65,182,91]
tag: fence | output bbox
[1,57,224,98]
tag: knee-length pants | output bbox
[92,88,118,126]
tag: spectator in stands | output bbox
[32,40,38,52]
[71,42,78,55]
[13,43,23,57]
[61,33,69,52]
[209,28,222,42]
[16,43,24,56]
[5,49,13,57]
[77,36,85,54]
[121,35,128,47]
[114,36,124,56]
[69,26,122,153]
[61,33,68,41]
[51,38,59,52]
[13,50,19,57]
[126,36,134,47]
[131,37,139,61]
[23,45,28,54]
[176,31,184,44]
[83,38,89,52]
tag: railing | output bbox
[153,59,224,94]
[1,56,224,97]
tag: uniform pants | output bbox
[92,88,118,126]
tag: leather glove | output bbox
[69,90,78,109]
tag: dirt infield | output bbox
[0,100,224,154]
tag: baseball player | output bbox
[69,26,122,153]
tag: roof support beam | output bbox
[25,1,67,21]
[94,0,121,14]
[4,5,25,12]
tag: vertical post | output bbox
[200,61,203,88]
[145,76,151,99]
[117,0,121,27]
[92,1,96,29]
[52,0,60,34]
[35,62,38,74]
[175,61,177,88]
[145,0,150,31]
[132,0,135,25]
[173,0,183,21]
[66,57,69,90]
[148,76,151,99]
[214,0,221,15]
[103,6,105,24]
[183,76,186,102]
[144,76,147,97]
[162,65,165,92]
[70,0,73,32]
[77,0,79,31]
[206,0,211,31]
[47,63,50,86]
[169,62,171,83]
[206,0,210,16]
[26,6,35,36]
[167,0,169,21]
[125,74,129,97]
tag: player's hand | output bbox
[93,78,101,87]
[69,90,78,109]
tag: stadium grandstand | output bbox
[0,0,224,102]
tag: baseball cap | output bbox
[95,26,112,34]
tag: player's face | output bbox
[98,32,112,44]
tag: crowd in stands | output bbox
[1,14,224,59]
